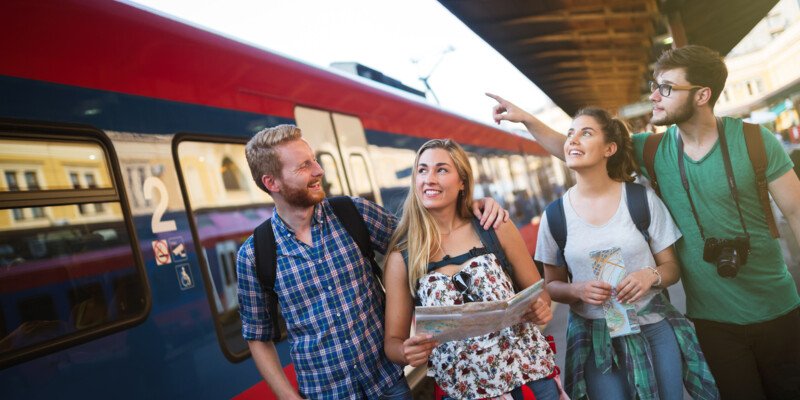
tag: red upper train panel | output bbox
[0,0,548,155]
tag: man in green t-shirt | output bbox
[488,45,800,399]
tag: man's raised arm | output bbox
[487,92,567,161]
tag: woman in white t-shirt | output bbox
[533,108,718,400]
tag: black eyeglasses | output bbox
[452,270,480,303]
[649,80,704,97]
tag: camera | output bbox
[703,237,750,278]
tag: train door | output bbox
[294,107,382,205]
[174,139,271,360]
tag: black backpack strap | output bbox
[544,198,568,268]
[253,219,285,342]
[643,132,664,197]
[624,182,651,244]
[743,122,780,238]
[327,196,383,284]
[471,219,511,273]
[400,248,421,306]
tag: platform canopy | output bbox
[438,0,779,116]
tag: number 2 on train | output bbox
[144,176,177,234]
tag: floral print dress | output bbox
[417,252,555,399]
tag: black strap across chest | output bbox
[426,246,490,272]
[252,196,380,342]
[676,118,749,241]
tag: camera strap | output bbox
[677,117,750,241]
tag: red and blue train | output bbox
[0,1,570,398]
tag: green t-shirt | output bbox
[633,117,800,324]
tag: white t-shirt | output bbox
[535,183,681,324]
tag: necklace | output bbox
[440,220,469,236]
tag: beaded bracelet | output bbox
[647,266,662,287]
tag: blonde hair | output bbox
[385,139,475,294]
[245,124,302,193]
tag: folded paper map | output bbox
[414,279,544,343]
[589,247,640,338]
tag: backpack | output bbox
[643,122,779,238]
[252,196,381,342]
[544,181,651,270]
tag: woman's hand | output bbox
[616,269,657,303]
[523,298,552,325]
[402,334,438,367]
[486,93,533,125]
[575,281,612,305]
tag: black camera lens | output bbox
[716,247,739,278]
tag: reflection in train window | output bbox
[3,170,46,221]
[317,152,344,196]
[177,140,273,359]
[348,154,375,202]
[221,157,246,191]
[0,136,146,366]
[0,140,112,192]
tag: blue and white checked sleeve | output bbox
[351,197,398,255]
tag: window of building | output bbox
[4,170,46,221]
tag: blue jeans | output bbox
[377,374,412,400]
[585,319,683,400]
[516,376,560,400]
[441,376,559,400]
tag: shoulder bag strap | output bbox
[643,133,664,197]
[742,123,780,238]
[624,182,651,244]
[253,219,285,341]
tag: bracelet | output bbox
[647,266,662,287]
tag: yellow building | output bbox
[0,138,121,231]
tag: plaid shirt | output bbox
[237,197,403,399]
[565,291,719,400]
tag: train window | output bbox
[177,140,273,360]
[0,135,146,367]
[348,154,376,202]
[317,152,345,196]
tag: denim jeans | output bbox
[515,376,560,400]
[441,376,559,400]
[377,374,412,400]
[584,318,683,400]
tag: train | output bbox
[0,0,573,398]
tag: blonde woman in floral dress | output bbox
[383,139,561,400]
